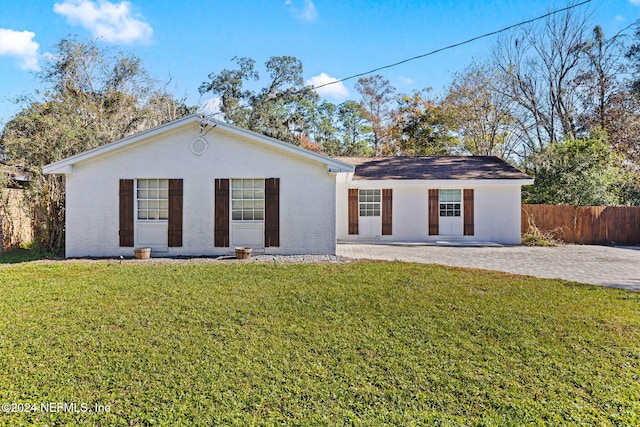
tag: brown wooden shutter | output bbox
[348,188,359,235]
[428,189,439,236]
[214,179,230,247]
[119,179,134,247]
[168,179,183,247]
[382,189,392,235]
[464,189,474,236]
[265,178,280,247]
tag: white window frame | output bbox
[136,178,169,221]
[439,189,461,217]
[359,189,381,217]
[231,178,265,221]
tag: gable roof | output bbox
[43,114,354,175]
[336,156,532,181]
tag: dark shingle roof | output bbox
[334,156,531,180]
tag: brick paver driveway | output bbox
[337,243,640,291]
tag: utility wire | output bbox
[311,0,592,90]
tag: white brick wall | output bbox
[336,180,524,245]
[65,123,337,257]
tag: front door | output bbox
[358,189,382,237]
[230,178,265,248]
[136,178,169,251]
[438,189,463,237]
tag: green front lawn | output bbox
[0,261,638,425]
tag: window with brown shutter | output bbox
[428,189,439,235]
[382,189,392,235]
[168,179,183,247]
[119,179,134,247]
[214,179,230,247]
[265,178,280,247]
[464,189,474,236]
[348,188,359,234]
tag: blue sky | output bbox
[0,0,638,126]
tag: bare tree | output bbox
[492,6,590,156]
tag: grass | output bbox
[0,243,61,264]
[0,261,639,426]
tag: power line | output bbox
[311,0,592,91]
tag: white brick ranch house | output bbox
[43,114,533,257]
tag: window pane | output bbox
[137,179,169,221]
[359,189,382,218]
[230,178,265,221]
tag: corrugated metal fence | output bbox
[521,204,640,245]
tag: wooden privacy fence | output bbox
[521,204,640,245]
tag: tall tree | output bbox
[578,26,626,132]
[389,90,458,156]
[0,37,192,251]
[355,75,395,155]
[492,7,589,155]
[335,100,372,156]
[576,25,640,165]
[626,21,640,96]
[444,63,516,157]
[199,56,318,144]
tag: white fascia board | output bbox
[348,179,534,188]
[42,164,74,175]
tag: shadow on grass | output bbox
[0,246,62,264]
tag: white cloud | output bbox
[615,15,625,21]
[398,76,415,86]
[0,29,40,70]
[285,0,318,22]
[631,0,640,5]
[53,0,153,44]
[306,73,349,100]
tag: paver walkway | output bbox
[337,243,640,291]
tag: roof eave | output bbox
[349,178,535,186]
